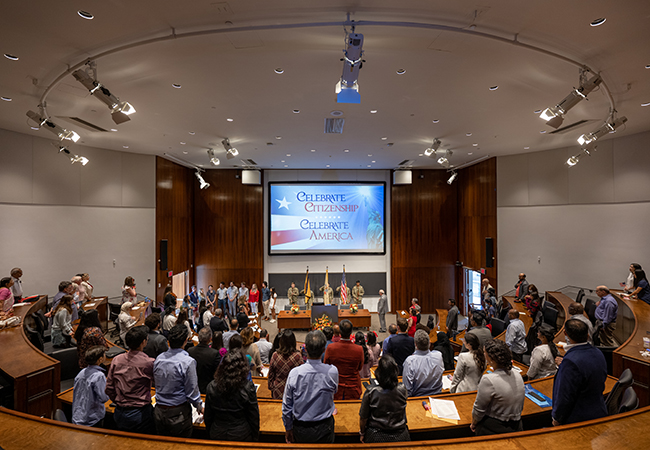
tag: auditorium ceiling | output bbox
[0,1,648,170]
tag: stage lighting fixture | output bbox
[208,148,220,166]
[222,138,239,159]
[540,72,602,129]
[27,110,80,142]
[72,67,136,124]
[436,149,453,168]
[335,30,364,104]
[447,171,458,185]
[54,143,89,166]
[424,139,442,157]
[566,155,580,167]
[195,170,210,190]
[577,116,627,148]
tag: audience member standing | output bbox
[367,331,381,365]
[630,269,650,305]
[268,330,303,399]
[471,339,525,435]
[206,285,216,310]
[209,308,229,334]
[552,319,607,425]
[9,268,23,302]
[187,327,222,394]
[80,273,93,300]
[383,318,415,375]
[0,277,15,315]
[217,282,228,315]
[143,313,169,359]
[355,331,376,378]
[450,333,485,393]
[249,284,260,315]
[432,332,455,370]
[407,307,418,337]
[283,330,338,444]
[505,309,527,362]
[223,319,239,350]
[359,354,409,443]
[256,329,273,365]
[595,285,618,346]
[242,327,263,376]
[324,319,364,400]
[623,263,642,291]
[513,273,529,303]
[261,282,271,320]
[74,309,108,368]
[118,302,141,345]
[383,323,397,349]
[269,287,278,323]
[377,289,388,332]
[52,295,74,348]
[227,282,238,317]
[121,276,137,304]
[402,330,444,397]
[204,348,260,441]
[162,306,177,334]
[446,299,459,338]
[238,282,249,310]
[72,346,109,427]
[153,324,203,437]
[526,326,558,380]
[105,326,155,434]
[462,311,492,352]
[568,302,594,343]
[236,305,250,330]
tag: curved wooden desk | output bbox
[612,291,650,406]
[1,404,647,449]
[0,296,60,417]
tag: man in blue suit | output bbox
[552,319,607,426]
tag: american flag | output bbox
[340,266,348,304]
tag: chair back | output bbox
[605,368,634,415]
[54,409,68,423]
[543,307,559,329]
[619,386,639,413]
[490,318,505,336]
[109,303,121,321]
[584,299,597,324]
[575,288,586,305]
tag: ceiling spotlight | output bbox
[195,170,210,190]
[27,110,80,142]
[336,30,364,104]
[4,53,19,61]
[447,171,458,185]
[208,148,220,166]
[590,18,606,27]
[540,72,602,128]
[577,116,628,148]
[424,138,441,157]
[222,138,239,159]
[77,10,94,20]
[274,68,284,74]
[54,143,89,166]
[567,155,580,167]
[72,66,135,124]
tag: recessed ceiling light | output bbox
[182,151,188,154]
[281,160,285,163]
[489,86,499,91]
[123,145,129,149]
[292,109,300,114]
[311,149,316,152]
[1,97,12,102]
[534,109,542,114]
[180,142,186,145]
[226,118,234,122]
[286,154,291,157]
[472,143,478,146]
[381,137,387,140]
[371,161,376,163]
[326,165,331,168]
[188,131,195,135]
[344,149,349,152]
[524,146,530,150]
[590,18,606,27]
[432,119,440,123]
[466,133,472,136]
[418,154,423,157]
[540,130,547,134]
[642,102,650,107]
[284,164,288,167]
[30,126,39,130]
[396,69,406,75]
[646,64,650,69]
[367,165,371,167]
[468,152,473,155]
[274,68,284,74]
[370,110,377,114]
[110,128,118,132]
[77,10,94,20]
[4,54,18,61]
[368,154,372,157]
[172,83,181,89]
[275,136,282,139]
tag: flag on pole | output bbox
[303,267,312,306]
[340,266,348,304]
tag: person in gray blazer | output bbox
[377,289,388,332]
[514,273,529,302]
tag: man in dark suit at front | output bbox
[323,319,364,400]
[552,319,607,426]
[383,317,415,375]
[209,308,228,334]
[187,327,221,394]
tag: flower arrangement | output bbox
[313,314,332,330]
[290,304,300,315]
[349,303,359,314]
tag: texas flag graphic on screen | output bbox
[269,183,385,255]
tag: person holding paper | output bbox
[359,354,409,443]
[471,339,525,435]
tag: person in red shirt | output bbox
[324,319,364,400]
[407,307,418,337]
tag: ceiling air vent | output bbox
[549,119,594,135]
[324,118,345,134]
[397,159,413,167]
[58,116,109,132]
[247,159,258,165]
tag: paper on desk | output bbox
[512,365,522,373]
[12,302,27,307]
[86,303,96,308]
[261,366,269,377]
[191,401,204,424]
[429,397,461,420]
[192,335,199,343]
[441,374,453,391]
[132,306,141,310]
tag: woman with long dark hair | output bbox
[630,269,650,305]
[359,354,409,443]
[367,331,380,365]
[433,332,455,370]
[526,326,558,379]
[52,295,74,348]
[74,309,108,368]
[204,349,260,441]
[471,339,525,436]
[268,330,302,399]
[450,332,486,393]
[355,331,375,378]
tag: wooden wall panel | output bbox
[193,170,264,291]
[458,158,498,296]
[391,170,458,313]
[155,157,194,303]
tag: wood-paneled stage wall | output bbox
[156,158,496,314]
